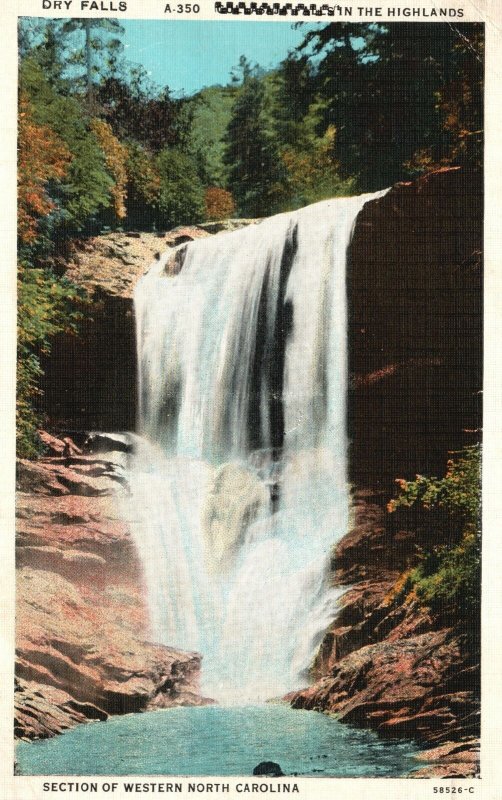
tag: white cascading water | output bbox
[127,192,386,704]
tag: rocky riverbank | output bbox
[285,491,480,778]
[15,433,212,741]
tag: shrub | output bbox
[387,445,480,527]
[17,266,87,457]
[388,445,481,621]
[409,531,480,617]
[204,187,236,220]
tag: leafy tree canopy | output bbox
[292,22,483,189]
[223,61,284,217]
[156,148,206,229]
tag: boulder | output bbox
[201,462,270,571]
[37,431,81,457]
[288,631,478,741]
[253,762,284,777]
[83,431,134,454]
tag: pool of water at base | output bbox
[16,704,426,777]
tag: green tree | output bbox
[270,54,318,148]
[294,22,483,190]
[60,18,125,111]
[223,64,283,217]
[155,148,206,228]
[19,59,114,236]
[187,85,238,187]
[267,59,355,207]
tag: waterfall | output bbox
[128,192,386,704]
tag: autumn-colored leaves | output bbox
[18,96,70,244]
[90,119,128,220]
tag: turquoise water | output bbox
[16,705,424,777]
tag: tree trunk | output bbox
[85,19,94,113]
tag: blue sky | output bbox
[121,20,317,96]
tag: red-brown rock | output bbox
[289,631,478,742]
[15,451,211,740]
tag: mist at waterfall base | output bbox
[129,193,387,705]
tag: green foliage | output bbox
[156,148,206,228]
[17,351,44,459]
[17,266,87,457]
[61,132,114,233]
[19,59,114,235]
[295,22,483,190]
[19,58,79,139]
[389,445,481,621]
[387,445,481,527]
[409,531,480,618]
[221,57,357,215]
[19,50,210,237]
[267,55,318,150]
[223,72,284,217]
[188,86,237,186]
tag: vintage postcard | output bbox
[0,1,501,798]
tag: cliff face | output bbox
[39,223,255,431]
[20,169,482,774]
[348,167,482,488]
[15,434,212,741]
